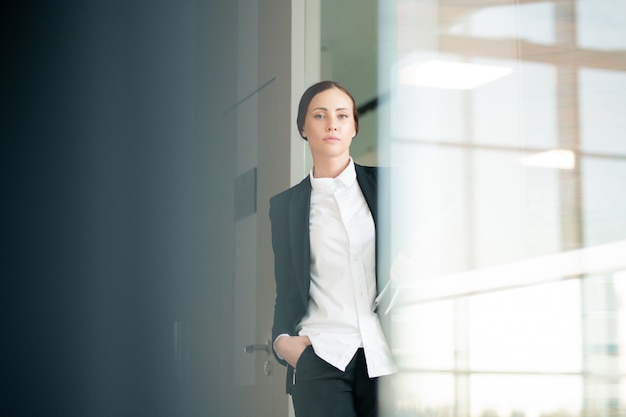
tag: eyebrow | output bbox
[312,107,350,111]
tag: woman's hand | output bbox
[274,335,312,368]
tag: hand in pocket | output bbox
[274,335,312,368]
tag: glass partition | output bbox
[376,0,626,416]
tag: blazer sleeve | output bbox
[269,193,306,366]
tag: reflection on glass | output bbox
[521,149,576,170]
[579,69,626,155]
[470,375,581,417]
[399,60,513,90]
[577,0,626,50]
[468,281,581,373]
[446,2,556,45]
[582,158,626,246]
[392,301,455,370]
[379,0,626,416]
[381,372,455,416]
[471,60,557,149]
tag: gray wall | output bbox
[2,1,240,415]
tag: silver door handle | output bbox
[244,342,270,354]
[244,341,273,375]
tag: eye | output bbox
[338,114,349,119]
[313,113,325,119]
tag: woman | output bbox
[269,81,396,417]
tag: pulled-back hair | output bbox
[296,81,359,140]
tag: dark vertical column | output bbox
[1,1,238,416]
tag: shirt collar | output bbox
[310,158,357,193]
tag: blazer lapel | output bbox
[355,164,389,293]
[288,178,312,306]
[356,164,378,223]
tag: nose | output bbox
[327,116,338,131]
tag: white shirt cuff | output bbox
[273,333,290,360]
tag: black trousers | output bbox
[291,347,378,417]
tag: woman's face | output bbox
[301,88,357,161]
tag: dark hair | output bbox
[296,80,359,140]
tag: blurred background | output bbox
[2,0,625,416]
[369,1,626,417]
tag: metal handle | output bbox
[244,342,270,354]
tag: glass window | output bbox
[579,69,626,155]
[447,2,556,45]
[373,0,626,416]
[577,0,626,50]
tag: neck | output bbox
[312,155,351,179]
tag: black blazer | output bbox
[269,164,387,392]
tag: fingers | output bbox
[275,336,311,368]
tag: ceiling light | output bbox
[399,59,513,90]
[521,149,576,170]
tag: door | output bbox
[212,0,300,416]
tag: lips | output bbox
[324,136,340,141]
